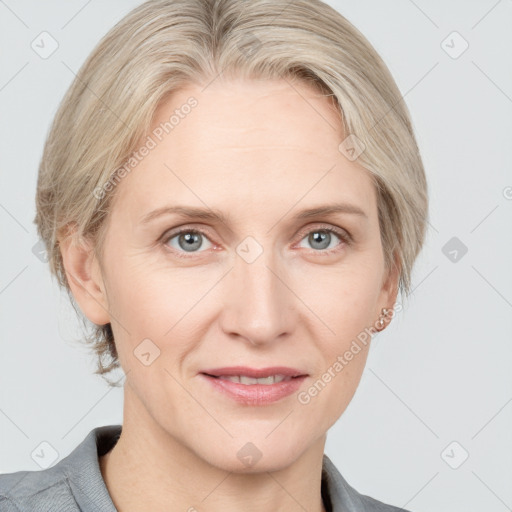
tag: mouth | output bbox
[203,374,299,385]
[201,365,307,381]
[199,366,308,405]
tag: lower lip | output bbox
[200,374,307,405]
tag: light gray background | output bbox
[1,1,511,511]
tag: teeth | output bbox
[218,375,291,385]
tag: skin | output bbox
[60,76,398,512]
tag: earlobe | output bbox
[59,227,111,326]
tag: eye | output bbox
[161,224,351,259]
[296,225,350,254]
[163,228,214,256]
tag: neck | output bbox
[99,386,328,512]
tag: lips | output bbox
[199,366,308,405]
[214,375,291,385]
[201,366,307,379]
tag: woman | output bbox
[0,0,428,510]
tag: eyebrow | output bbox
[141,205,229,225]
[140,202,367,225]
[293,203,367,220]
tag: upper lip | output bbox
[201,366,308,378]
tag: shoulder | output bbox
[0,424,121,512]
[0,495,21,512]
[322,454,414,512]
[0,467,77,511]
[356,493,412,511]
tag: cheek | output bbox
[296,335,371,438]
[293,256,383,331]
[303,316,373,432]
[107,252,191,320]
[105,255,218,364]
[291,259,380,409]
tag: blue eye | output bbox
[164,229,213,254]
[297,228,346,253]
[162,224,350,259]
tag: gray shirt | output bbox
[0,425,411,511]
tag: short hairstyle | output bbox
[34,0,429,385]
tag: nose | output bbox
[219,244,296,347]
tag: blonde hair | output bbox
[35,0,428,385]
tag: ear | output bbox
[59,225,110,326]
[376,251,400,331]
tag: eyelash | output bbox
[161,224,352,259]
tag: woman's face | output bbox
[82,77,398,472]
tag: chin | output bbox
[193,433,312,474]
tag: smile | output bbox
[200,371,307,405]
[208,374,294,385]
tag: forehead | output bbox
[164,77,344,153]
[111,77,377,223]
